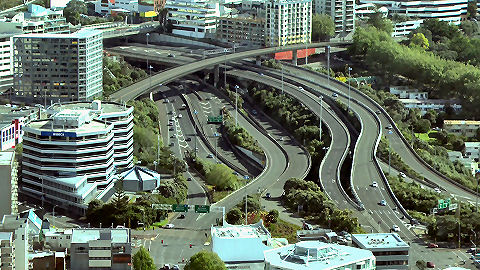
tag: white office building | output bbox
[352,233,409,269]
[0,215,30,270]
[314,0,354,36]
[360,0,469,26]
[265,0,312,46]
[21,110,116,215]
[389,86,428,100]
[0,152,18,220]
[166,0,226,38]
[211,220,288,262]
[0,35,15,93]
[13,29,103,105]
[47,101,134,170]
[94,0,139,15]
[264,241,376,270]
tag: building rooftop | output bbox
[465,142,480,147]
[0,152,14,166]
[71,228,129,244]
[48,101,133,116]
[212,220,270,239]
[120,166,160,183]
[400,98,460,104]
[264,241,375,270]
[25,118,112,136]
[0,231,12,241]
[352,233,409,250]
[14,28,101,39]
[444,120,480,125]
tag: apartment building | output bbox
[360,0,469,26]
[47,101,134,170]
[265,0,312,47]
[0,105,39,151]
[264,241,376,270]
[389,86,428,99]
[70,228,132,270]
[0,232,15,270]
[166,0,225,38]
[216,14,265,47]
[314,0,354,36]
[94,0,140,15]
[0,35,16,93]
[400,99,462,115]
[352,233,409,269]
[0,152,18,220]
[21,110,116,215]
[0,215,30,270]
[13,29,103,105]
[444,120,480,138]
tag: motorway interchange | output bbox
[109,43,477,268]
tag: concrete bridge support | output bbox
[292,49,298,66]
[214,65,220,87]
[256,56,262,66]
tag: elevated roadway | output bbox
[109,41,350,102]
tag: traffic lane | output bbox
[283,65,478,203]
[229,70,352,210]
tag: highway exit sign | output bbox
[172,204,189,212]
[195,205,210,213]
[438,199,451,210]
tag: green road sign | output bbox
[438,199,451,210]
[172,204,189,212]
[195,205,210,213]
[208,116,223,123]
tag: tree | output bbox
[367,11,394,34]
[413,119,431,133]
[312,14,335,41]
[460,20,479,36]
[468,0,478,18]
[132,246,156,270]
[226,208,243,224]
[409,33,430,49]
[205,164,238,190]
[111,182,129,212]
[63,0,87,25]
[266,209,279,224]
[185,250,226,270]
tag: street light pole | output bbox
[281,63,284,95]
[149,65,153,88]
[326,45,330,86]
[146,33,150,72]
[194,110,198,158]
[305,39,308,65]
[388,130,392,175]
[319,95,323,142]
[348,67,352,112]
[214,132,219,161]
[224,50,227,88]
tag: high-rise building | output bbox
[70,228,132,270]
[0,152,18,219]
[0,35,15,93]
[12,29,103,105]
[0,232,15,270]
[265,0,312,47]
[352,233,409,269]
[21,109,116,215]
[314,0,354,36]
[216,14,265,47]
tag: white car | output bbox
[371,181,378,188]
[399,172,406,178]
[298,86,304,90]
[177,114,183,118]
[392,225,400,232]
[165,224,174,229]
[434,187,441,193]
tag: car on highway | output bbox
[186,137,192,142]
[168,53,176,57]
[265,193,271,199]
[332,93,338,98]
[379,200,387,206]
[426,262,435,268]
[170,142,174,146]
[177,114,182,118]
[178,214,185,219]
[399,172,406,178]
[375,110,381,114]
[171,134,176,138]
[181,104,187,109]
[164,99,169,103]
[165,224,174,229]
[434,187,441,193]
[187,177,192,181]
[386,125,393,130]
[298,86,304,90]
[371,181,378,188]
[392,225,400,232]
[169,127,174,131]
[428,243,439,248]
[258,72,264,76]
[207,153,213,158]
[252,109,258,115]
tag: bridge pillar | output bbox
[214,65,220,87]
[256,56,262,66]
[292,49,298,66]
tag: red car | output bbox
[427,262,435,268]
[428,243,439,248]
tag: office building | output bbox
[21,110,116,215]
[0,215,30,270]
[70,228,132,270]
[0,232,15,270]
[0,152,18,220]
[352,233,409,269]
[444,120,480,138]
[400,99,462,115]
[94,0,140,15]
[360,0,469,26]
[30,251,66,270]
[212,220,288,262]
[314,0,354,36]
[13,29,103,105]
[389,86,428,100]
[119,166,160,192]
[216,14,265,47]
[44,229,73,251]
[166,0,225,38]
[265,0,312,46]
[264,241,376,270]
[47,101,134,170]
[0,35,15,93]
[0,105,39,151]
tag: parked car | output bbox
[165,224,174,229]
[434,187,441,193]
[168,53,176,58]
[181,104,187,109]
[428,243,439,248]
[177,114,182,118]
[386,125,393,130]
[163,264,170,270]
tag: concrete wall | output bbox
[133,33,219,48]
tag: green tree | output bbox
[460,20,479,36]
[205,164,239,190]
[413,119,431,133]
[367,11,394,34]
[132,246,156,270]
[468,0,478,18]
[409,33,430,49]
[266,209,279,223]
[111,182,129,212]
[63,0,87,25]
[311,14,335,41]
[226,208,243,224]
[185,250,226,270]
